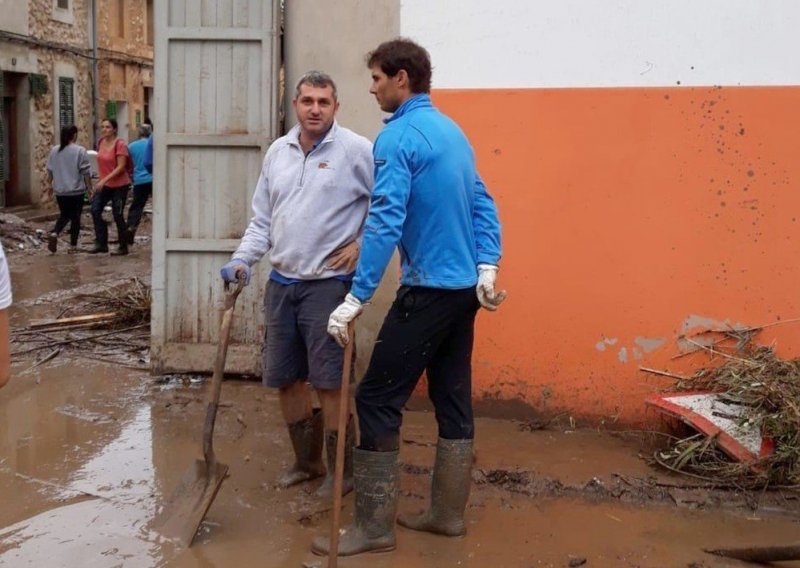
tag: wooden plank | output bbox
[168,0,186,27]
[152,343,261,375]
[164,239,241,252]
[167,42,185,133]
[166,27,262,41]
[201,0,217,27]
[199,38,217,134]
[184,0,202,27]
[249,0,263,29]
[165,133,263,147]
[215,41,233,136]
[218,0,233,27]
[151,0,171,351]
[30,312,118,329]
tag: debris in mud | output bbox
[0,212,45,252]
[78,278,151,327]
[400,462,431,475]
[705,542,800,563]
[653,343,800,488]
[568,557,588,567]
[11,278,151,368]
[402,437,436,447]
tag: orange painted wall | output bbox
[432,86,800,425]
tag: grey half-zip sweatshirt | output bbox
[232,121,374,280]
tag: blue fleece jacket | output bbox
[350,94,502,302]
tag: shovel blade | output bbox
[154,459,229,547]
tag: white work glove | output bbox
[327,293,364,347]
[476,264,507,311]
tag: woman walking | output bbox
[91,118,131,255]
[45,125,93,253]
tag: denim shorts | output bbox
[262,278,355,390]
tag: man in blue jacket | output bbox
[313,39,505,557]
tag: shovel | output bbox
[327,322,355,567]
[155,278,245,546]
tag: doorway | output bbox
[1,73,21,207]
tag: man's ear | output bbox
[396,69,409,89]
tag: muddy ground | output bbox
[1,213,799,568]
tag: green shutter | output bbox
[105,99,117,120]
[135,110,141,126]
[29,74,48,96]
[58,77,75,129]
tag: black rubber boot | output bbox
[277,409,325,488]
[111,244,128,256]
[47,233,58,253]
[311,448,399,556]
[88,244,109,254]
[397,438,473,536]
[315,416,355,499]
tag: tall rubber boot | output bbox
[311,448,399,556]
[315,416,355,499]
[277,408,326,488]
[397,438,472,536]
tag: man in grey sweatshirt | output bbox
[220,71,373,498]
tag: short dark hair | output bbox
[294,70,338,100]
[366,38,432,94]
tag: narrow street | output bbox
[0,220,797,568]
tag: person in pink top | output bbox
[91,118,132,255]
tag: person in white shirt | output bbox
[0,244,13,387]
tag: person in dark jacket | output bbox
[313,38,506,557]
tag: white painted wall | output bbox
[400,0,800,88]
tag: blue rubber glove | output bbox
[220,259,251,286]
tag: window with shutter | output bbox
[57,0,69,9]
[105,100,117,120]
[58,77,75,129]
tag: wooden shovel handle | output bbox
[328,322,354,567]
[203,279,245,469]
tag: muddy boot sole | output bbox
[277,465,325,489]
[397,510,466,536]
[310,528,395,557]
[314,474,354,499]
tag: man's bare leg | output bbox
[315,387,354,498]
[277,380,325,488]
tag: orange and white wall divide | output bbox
[398,0,800,424]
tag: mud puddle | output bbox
[1,364,798,568]
[2,223,800,567]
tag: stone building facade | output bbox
[96,0,154,142]
[0,0,153,207]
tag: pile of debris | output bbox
[0,212,46,252]
[654,342,800,488]
[11,278,151,371]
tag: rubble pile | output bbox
[657,344,800,488]
[0,212,45,252]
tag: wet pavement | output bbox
[1,234,799,567]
